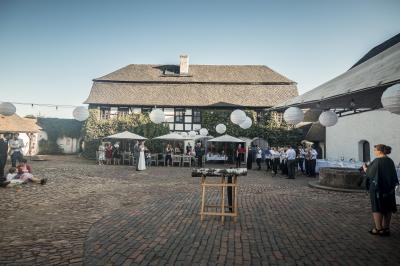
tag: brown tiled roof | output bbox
[84,82,298,108]
[0,114,42,133]
[94,65,295,84]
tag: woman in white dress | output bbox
[137,142,146,171]
[98,143,105,165]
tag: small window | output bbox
[118,107,129,117]
[100,107,111,119]
[175,109,184,123]
[193,109,201,123]
[185,124,192,131]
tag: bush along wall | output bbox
[82,109,169,158]
[37,118,84,155]
[201,110,302,147]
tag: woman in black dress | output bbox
[363,144,399,236]
[246,147,253,169]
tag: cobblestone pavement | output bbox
[0,155,399,265]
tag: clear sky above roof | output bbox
[0,0,399,118]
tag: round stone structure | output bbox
[318,167,364,190]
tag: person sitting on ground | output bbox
[6,167,17,181]
[17,159,47,185]
[1,167,22,187]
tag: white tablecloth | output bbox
[206,154,228,161]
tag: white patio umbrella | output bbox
[193,135,214,140]
[208,134,244,143]
[153,132,189,140]
[104,131,147,151]
[208,134,245,163]
[104,131,147,140]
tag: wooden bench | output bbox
[192,168,247,224]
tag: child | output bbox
[0,167,24,187]
[6,167,18,181]
[145,148,151,167]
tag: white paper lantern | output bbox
[215,124,226,134]
[189,130,196,137]
[0,102,16,116]
[72,106,89,121]
[181,132,188,137]
[239,116,252,129]
[319,110,338,127]
[199,128,208,136]
[230,109,246,125]
[381,84,400,114]
[149,108,165,124]
[283,107,304,124]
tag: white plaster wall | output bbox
[57,137,79,153]
[326,110,400,164]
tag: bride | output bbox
[137,141,146,171]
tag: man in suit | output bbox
[0,134,8,181]
[194,142,203,167]
[133,140,140,170]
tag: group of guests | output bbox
[245,145,318,179]
[98,142,122,165]
[0,133,47,187]
[265,145,318,179]
[97,141,150,170]
[165,142,204,167]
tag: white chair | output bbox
[172,155,181,167]
[150,154,158,166]
[182,155,191,167]
[122,152,131,165]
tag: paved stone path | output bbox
[0,155,399,265]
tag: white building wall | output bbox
[326,110,400,164]
[57,137,80,153]
[19,131,80,155]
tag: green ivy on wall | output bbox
[82,109,170,158]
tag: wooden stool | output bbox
[192,168,247,224]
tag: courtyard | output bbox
[0,156,399,265]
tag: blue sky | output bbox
[0,0,399,118]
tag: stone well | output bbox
[318,167,364,190]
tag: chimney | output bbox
[179,54,189,75]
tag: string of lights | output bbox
[9,102,84,109]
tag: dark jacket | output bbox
[366,156,399,194]
[0,139,8,159]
